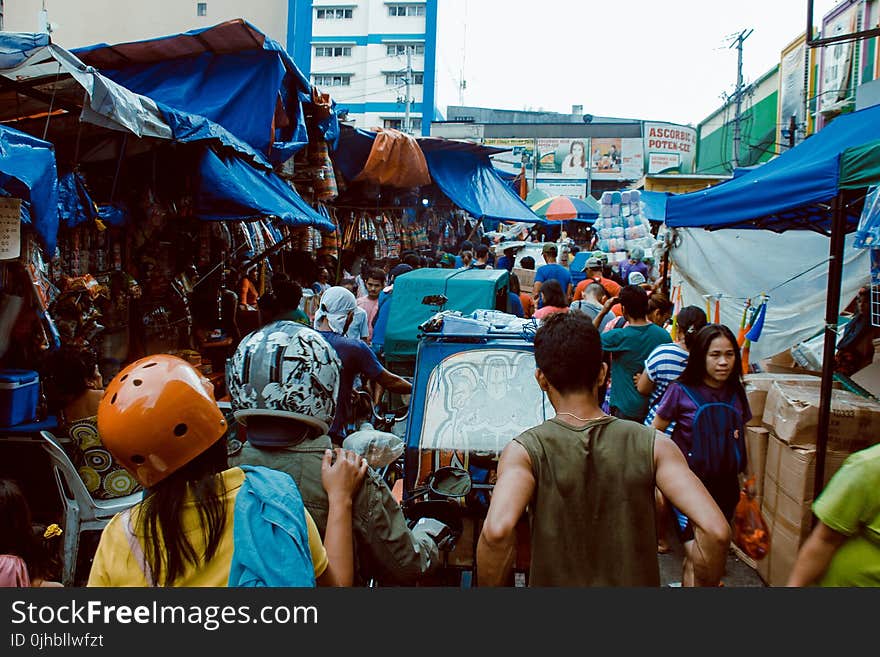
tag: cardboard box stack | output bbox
[752,379,880,586]
[757,434,851,586]
[762,382,880,452]
[743,372,827,428]
[744,425,769,505]
[740,373,839,498]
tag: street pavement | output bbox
[658,541,766,587]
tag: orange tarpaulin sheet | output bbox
[355,128,432,188]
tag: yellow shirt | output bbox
[87,467,327,586]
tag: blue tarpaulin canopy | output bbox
[157,102,273,168]
[194,148,334,230]
[663,102,880,500]
[0,31,50,68]
[422,148,545,224]
[57,171,128,229]
[0,32,171,139]
[640,190,671,223]
[57,172,96,229]
[74,20,312,163]
[0,125,58,253]
[0,28,331,246]
[332,128,377,181]
[666,103,880,234]
[331,127,543,223]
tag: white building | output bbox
[299,0,469,135]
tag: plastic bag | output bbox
[342,427,404,468]
[733,477,770,560]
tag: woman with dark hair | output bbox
[636,305,708,553]
[532,279,569,320]
[561,140,587,175]
[638,306,708,430]
[652,323,750,585]
[0,480,63,587]
[88,355,365,587]
[647,293,674,328]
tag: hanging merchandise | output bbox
[319,230,339,259]
[25,235,62,351]
[400,225,413,252]
[744,296,768,343]
[737,299,752,347]
[342,212,356,250]
[373,215,388,260]
[384,214,400,259]
[311,139,339,202]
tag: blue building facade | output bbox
[287,0,439,136]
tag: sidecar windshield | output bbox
[419,348,548,457]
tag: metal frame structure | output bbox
[806,0,880,47]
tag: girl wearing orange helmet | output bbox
[87,355,365,587]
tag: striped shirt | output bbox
[643,342,689,431]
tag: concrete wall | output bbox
[4,0,287,49]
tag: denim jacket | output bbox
[228,465,315,587]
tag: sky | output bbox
[449,0,843,126]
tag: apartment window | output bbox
[197,2,207,16]
[388,4,425,17]
[316,8,353,19]
[386,43,424,56]
[312,74,352,87]
[385,71,423,86]
[315,46,352,57]
[383,118,421,132]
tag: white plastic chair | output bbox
[39,431,143,586]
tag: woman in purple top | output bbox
[618,246,650,284]
[652,324,750,586]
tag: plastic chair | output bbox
[39,431,143,586]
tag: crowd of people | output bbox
[2,232,877,589]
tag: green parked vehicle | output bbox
[382,268,511,374]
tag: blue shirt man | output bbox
[533,243,572,309]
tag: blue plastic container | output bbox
[0,369,40,427]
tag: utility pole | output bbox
[404,45,413,135]
[730,29,753,169]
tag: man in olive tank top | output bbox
[476,312,730,587]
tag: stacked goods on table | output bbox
[741,373,880,585]
[592,190,655,268]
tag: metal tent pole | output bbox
[813,192,847,503]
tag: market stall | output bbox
[323,126,545,272]
[665,101,880,506]
[0,24,342,408]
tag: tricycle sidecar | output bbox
[400,323,549,584]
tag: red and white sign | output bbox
[644,123,696,174]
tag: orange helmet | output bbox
[98,355,227,488]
